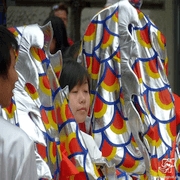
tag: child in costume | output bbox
[59,60,119,179]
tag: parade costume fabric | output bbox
[3,23,117,179]
[78,0,176,179]
[1,0,178,179]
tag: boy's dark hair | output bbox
[63,40,81,61]
[0,25,18,77]
[43,16,69,54]
[50,2,68,16]
[59,60,90,92]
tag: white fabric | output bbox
[0,117,38,180]
[80,131,102,160]
[80,131,120,179]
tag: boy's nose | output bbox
[79,94,85,103]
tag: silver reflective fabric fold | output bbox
[78,0,176,179]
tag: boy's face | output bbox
[0,48,18,107]
[54,10,68,28]
[69,80,90,124]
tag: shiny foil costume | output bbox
[2,24,118,179]
[1,0,178,180]
[78,0,177,179]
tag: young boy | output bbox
[59,60,117,179]
[0,25,38,180]
[59,59,91,131]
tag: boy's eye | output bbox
[72,91,77,93]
